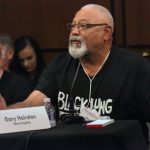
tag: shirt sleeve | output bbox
[35,56,60,100]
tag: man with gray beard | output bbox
[0,4,150,144]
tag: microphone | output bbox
[69,96,85,124]
[69,96,75,116]
[60,62,85,124]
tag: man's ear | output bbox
[7,49,14,60]
[104,26,112,40]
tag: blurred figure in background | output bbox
[0,34,31,105]
[10,36,45,90]
[0,34,14,71]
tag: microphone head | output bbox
[60,114,85,124]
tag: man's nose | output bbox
[70,26,80,36]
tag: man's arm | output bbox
[0,94,7,109]
[0,90,47,109]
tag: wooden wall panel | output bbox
[1,0,149,60]
[113,0,125,46]
[125,0,150,46]
[0,0,111,49]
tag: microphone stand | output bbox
[59,62,85,124]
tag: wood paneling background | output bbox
[0,0,110,49]
[125,0,150,46]
[0,0,150,62]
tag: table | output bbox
[0,120,148,150]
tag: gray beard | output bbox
[69,41,89,59]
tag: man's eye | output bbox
[80,24,87,28]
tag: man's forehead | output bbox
[73,8,102,23]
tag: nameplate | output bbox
[0,106,51,134]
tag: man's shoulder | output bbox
[46,52,76,69]
[111,46,147,63]
[109,46,150,74]
[52,52,72,62]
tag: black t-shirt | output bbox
[0,71,31,105]
[36,46,150,142]
[36,46,150,119]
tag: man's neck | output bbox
[80,47,110,76]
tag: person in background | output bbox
[142,51,150,62]
[10,36,45,90]
[1,4,150,145]
[0,34,31,105]
[0,34,14,71]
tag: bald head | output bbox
[77,4,114,32]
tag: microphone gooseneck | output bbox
[69,62,80,117]
[59,61,85,124]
